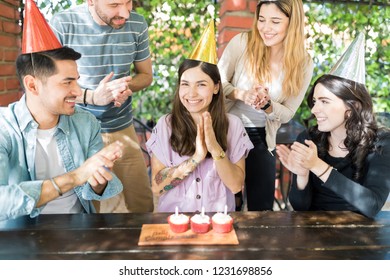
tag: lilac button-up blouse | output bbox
[146,114,254,213]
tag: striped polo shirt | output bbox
[50,4,151,132]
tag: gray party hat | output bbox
[329,32,366,84]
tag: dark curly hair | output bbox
[305,74,379,180]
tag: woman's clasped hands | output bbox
[193,111,223,162]
[242,85,270,110]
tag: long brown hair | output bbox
[170,59,229,156]
[246,0,309,99]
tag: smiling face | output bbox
[30,59,82,128]
[311,83,349,135]
[89,0,132,29]
[257,3,290,48]
[178,66,219,120]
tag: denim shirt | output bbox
[0,96,123,221]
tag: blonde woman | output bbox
[218,0,314,210]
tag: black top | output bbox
[289,130,390,218]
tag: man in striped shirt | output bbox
[50,0,154,213]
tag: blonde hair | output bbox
[246,0,309,98]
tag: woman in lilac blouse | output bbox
[146,59,254,212]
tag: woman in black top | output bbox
[276,74,390,218]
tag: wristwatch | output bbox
[261,100,271,110]
[213,150,226,161]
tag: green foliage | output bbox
[37,0,389,124]
[36,0,83,17]
[299,3,390,123]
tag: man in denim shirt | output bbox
[0,1,123,221]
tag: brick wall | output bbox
[218,0,257,57]
[0,0,22,106]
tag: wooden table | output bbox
[0,211,389,260]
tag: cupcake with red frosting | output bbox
[212,212,233,233]
[190,207,210,234]
[167,207,189,233]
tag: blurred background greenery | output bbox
[36,0,389,126]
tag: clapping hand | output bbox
[290,140,320,170]
[202,111,223,157]
[193,112,223,162]
[93,72,132,107]
[193,115,208,162]
[276,144,309,177]
[253,85,270,110]
[75,141,124,191]
[242,88,260,107]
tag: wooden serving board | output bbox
[138,224,239,246]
